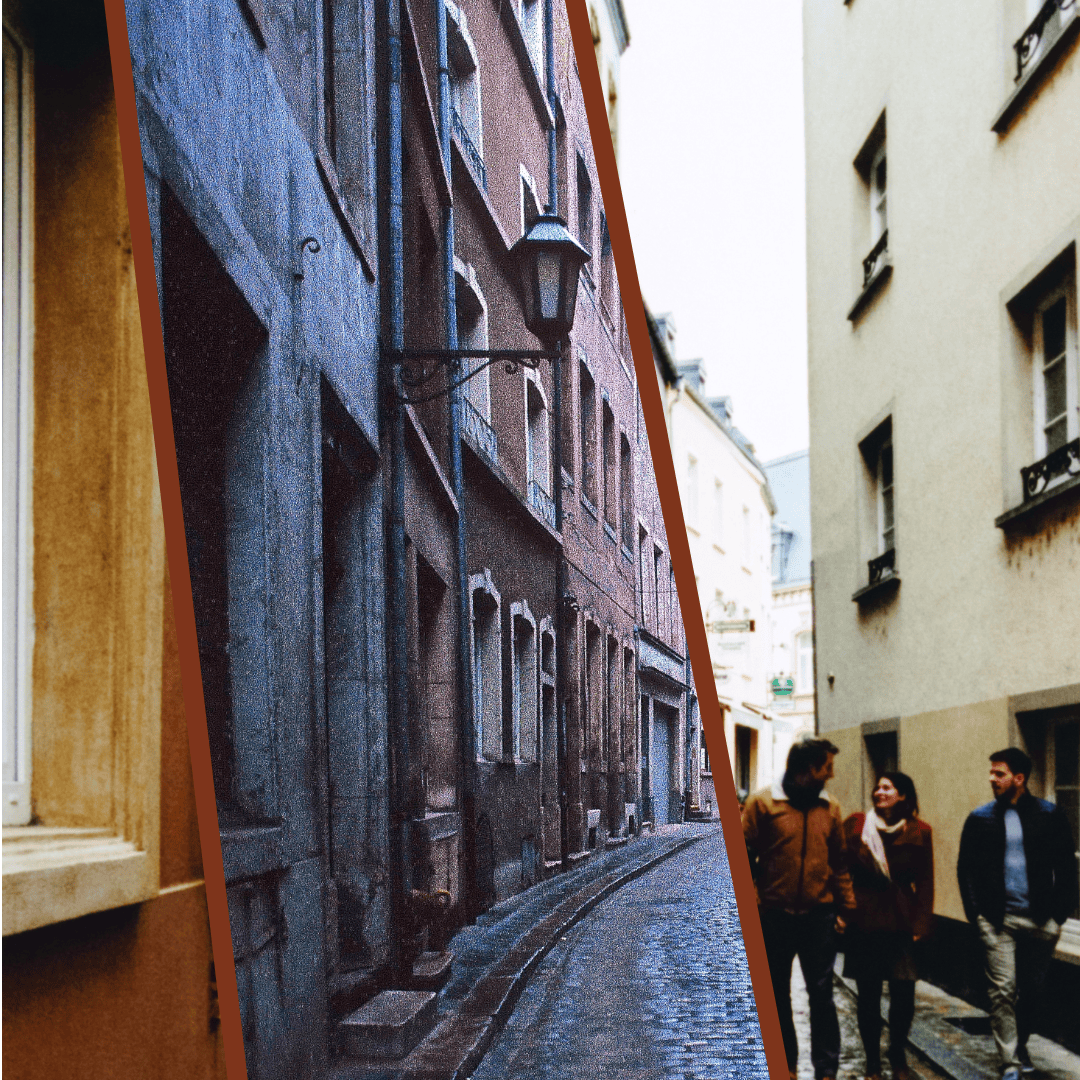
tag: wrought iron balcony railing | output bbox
[452,108,487,190]
[1021,437,1080,501]
[1015,0,1077,82]
[463,397,497,464]
[862,229,889,289]
[868,547,896,588]
[528,480,556,529]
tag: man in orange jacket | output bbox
[743,738,856,1080]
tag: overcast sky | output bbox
[619,0,808,464]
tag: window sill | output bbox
[847,255,892,322]
[995,471,1080,529]
[992,4,1080,134]
[2,827,153,936]
[580,493,599,521]
[603,520,618,544]
[851,571,901,605]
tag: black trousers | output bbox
[854,977,915,1073]
[759,906,840,1079]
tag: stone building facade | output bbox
[804,0,1080,1031]
[649,312,777,807]
[122,0,693,1074]
[2,5,222,1077]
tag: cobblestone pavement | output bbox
[472,828,770,1080]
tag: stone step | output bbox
[338,989,437,1060]
[411,950,454,991]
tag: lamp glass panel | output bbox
[537,251,561,321]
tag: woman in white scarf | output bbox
[843,773,935,1080]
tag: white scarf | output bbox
[861,807,907,881]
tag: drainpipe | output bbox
[435,0,478,917]
[386,0,412,984]
[544,0,570,869]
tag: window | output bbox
[585,621,602,761]
[3,21,32,826]
[684,455,699,527]
[526,375,553,526]
[797,631,814,692]
[520,165,541,236]
[4,23,173,933]
[579,359,598,506]
[619,434,633,549]
[1033,283,1078,464]
[999,251,1079,520]
[851,113,891,315]
[511,603,538,762]
[446,0,484,186]
[712,480,723,546]
[653,544,664,634]
[993,0,1080,133]
[455,257,493,442]
[520,0,543,74]
[877,431,895,555]
[576,154,592,254]
[742,506,751,565]
[599,212,615,318]
[602,397,616,531]
[470,571,502,761]
[639,526,651,628]
[855,416,899,597]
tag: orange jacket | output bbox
[742,784,856,913]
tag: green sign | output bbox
[771,677,794,697]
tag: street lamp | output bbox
[384,211,590,403]
[509,211,591,345]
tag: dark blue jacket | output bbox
[957,792,1078,930]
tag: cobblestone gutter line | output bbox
[396,829,712,1080]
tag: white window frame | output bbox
[519,164,541,237]
[445,0,483,161]
[870,140,887,245]
[525,371,550,495]
[877,431,895,554]
[1031,278,1079,463]
[3,21,34,827]
[797,631,814,693]
[454,256,490,421]
[684,454,698,528]
[469,570,502,762]
[519,0,543,77]
[510,601,538,763]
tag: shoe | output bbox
[1003,1067,1022,1080]
[892,1069,910,1080]
[1017,1046,1035,1074]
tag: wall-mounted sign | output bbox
[771,677,795,697]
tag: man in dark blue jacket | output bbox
[957,747,1078,1080]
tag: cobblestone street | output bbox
[472,828,770,1080]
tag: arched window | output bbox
[470,570,502,761]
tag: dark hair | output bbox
[990,747,1032,781]
[876,771,919,817]
[786,737,840,777]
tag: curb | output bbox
[398,830,711,1080]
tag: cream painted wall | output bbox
[805,0,1080,729]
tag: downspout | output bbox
[386,0,412,982]
[545,0,570,869]
[436,0,477,916]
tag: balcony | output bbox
[994,0,1080,132]
[998,437,1080,529]
[852,547,900,605]
[528,480,556,529]
[452,108,487,190]
[463,397,497,466]
[848,230,892,322]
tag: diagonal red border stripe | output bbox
[101,3,249,1078]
